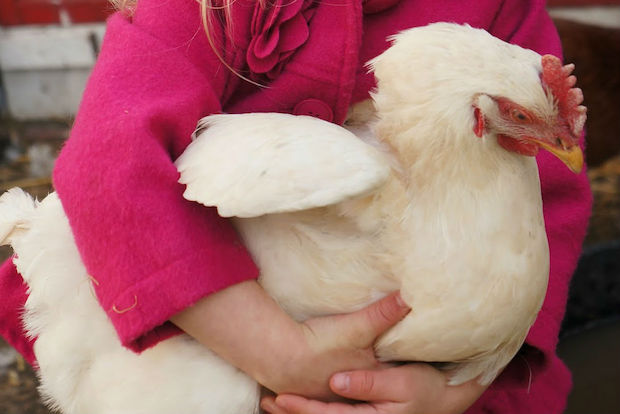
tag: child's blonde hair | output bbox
[110,0,263,86]
[108,0,136,15]
[109,0,234,33]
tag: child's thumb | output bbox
[342,291,411,347]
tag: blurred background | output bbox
[0,0,619,412]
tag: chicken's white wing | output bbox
[175,113,391,218]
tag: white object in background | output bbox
[548,6,620,28]
[0,24,105,120]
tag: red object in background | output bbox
[64,0,113,23]
[0,0,112,26]
[0,0,60,24]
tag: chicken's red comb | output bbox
[541,54,587,137]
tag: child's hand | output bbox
[264,292,411,399]
[261,363,488,414]
[171,281,410,400]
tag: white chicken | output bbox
[0,23,585,414]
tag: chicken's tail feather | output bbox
[441,359,499,386]
[442,335,526,386]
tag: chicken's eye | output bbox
[511,109,530,123]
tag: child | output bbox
[0,0,591,413]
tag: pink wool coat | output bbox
[0,0,591,412]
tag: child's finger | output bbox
[329,366,417,402]
[329,364,489,414]
[340,291,411,347]
[274,394,381,414]
[261,395,289,414]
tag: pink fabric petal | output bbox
[247,37,281,73]
[250,1,264,34]
[273,0,305,24]
[253,27,281,58]
[278,14,309,52]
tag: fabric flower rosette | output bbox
[247,0,317,81]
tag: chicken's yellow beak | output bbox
[537,141,584,174]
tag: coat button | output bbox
[293,99,334,122]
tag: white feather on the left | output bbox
[0,188,38,248]
[0,189,260,414]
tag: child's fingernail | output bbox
[332,373,350,391]
[261,399,277,412]
[274,396,289,409]
[395,292,409,309]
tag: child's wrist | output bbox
[170,280,309,392]
[250,320,310,392]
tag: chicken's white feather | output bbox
[176,113,391,217]
[0,187,38,248]
[2,191,260,414]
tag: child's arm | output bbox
[52,3,262,354]
[171,281,411,399]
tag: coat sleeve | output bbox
[0,259,36,365]
[52,1,259,352]
[467,1,592,413]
